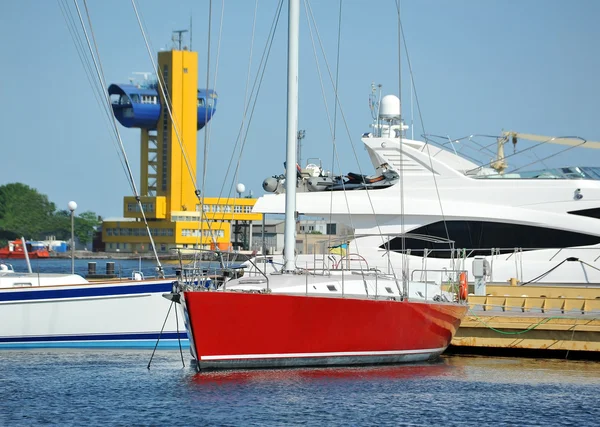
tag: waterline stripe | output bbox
[201,347,446,361]
[0,281,174,303]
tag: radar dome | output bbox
[379,95,401,119]
[263,177,279,193]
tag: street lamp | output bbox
[235,184,245,251]
[68,201,77,274]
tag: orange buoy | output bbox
[459,272,468,300]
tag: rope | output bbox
[147,300,174,369]
[468,309,577,336]
[174,297,185,368]
[519,258,568,285]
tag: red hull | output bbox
[182,292,467,370]
[0,249,50,259]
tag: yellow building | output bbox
[102,46,261,253]
[103,197,261,253]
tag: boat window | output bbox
[568,207,600,219]
[326,285,337,291]
[381,220,600,258]
[385,287,393,294]
[130,94,140,103]
[13,282,33,287]
[198,98,205,107]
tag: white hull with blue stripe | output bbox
[0,272,189,349]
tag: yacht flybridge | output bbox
[256,92,600,285]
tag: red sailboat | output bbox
[170,0,467,371]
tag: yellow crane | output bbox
[489,131,600,174]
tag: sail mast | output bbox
[283,0,299,271]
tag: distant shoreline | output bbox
[49,250,255,261]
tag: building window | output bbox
[243,206,252,213]
[234,205,242,213]
[326,223,337,235]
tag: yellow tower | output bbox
[102,47,261,254]
[157,49,199,214]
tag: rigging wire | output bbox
[74,0,164,275]
[147,300,174,370]
[184,0,283,259]
[208,0,284,226]
[200,0,213,218]
[303,1,400,283]
[326,0,343,268]
[395,0,453,260]
[130,0,199,196]
[395,0,406,287]
[195,0,226,252]
[57,0,131,183]
[130,0,221,252]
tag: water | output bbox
[4,258,196,279]
[3,261,599,425]
[0,351,598,426]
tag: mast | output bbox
[283,0,299,272]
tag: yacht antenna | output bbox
[297,129,306,168]
[172,29,188,50]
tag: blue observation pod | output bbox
[197,89,218,130]
[108,84,161,129]
[108,84,218,130]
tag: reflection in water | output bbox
[445,355,600,386]
[1,350,599,426]
[190,360,459,387]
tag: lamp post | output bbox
[68,201,77,274]
[235,184,245,251]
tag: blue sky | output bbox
[1,0,599,217]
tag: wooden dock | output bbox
[450,283,600,357]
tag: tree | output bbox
[74,211,101,246]
[0,183,102,248]
[0,183,56,240]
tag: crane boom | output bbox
[503,131,600,149]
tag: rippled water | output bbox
[4,258,200,278]
[0,351,598,426]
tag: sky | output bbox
[1,0,599,218]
